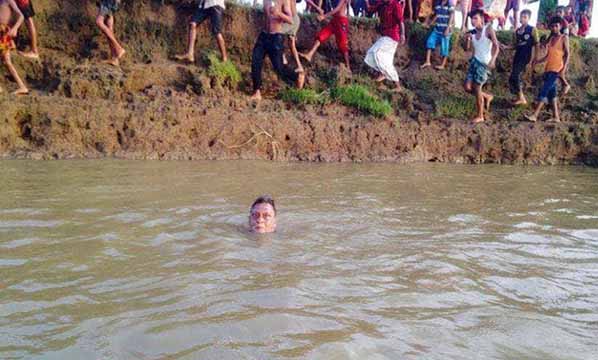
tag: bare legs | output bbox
[2,51,29,95]
[527,99,560,122]
[19,18,39,59]
[299,40,321,63]
[464,81,493,123]
[96,14,125,66]
[421,50,448,70]
[289,36,303,73]
[175,23,228,63]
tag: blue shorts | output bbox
[465,57,489,85]
[537,71,559,103]
[426,31,451,58]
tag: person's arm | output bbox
[407,0,413,21]
[426,13,437,27]
[324,0,349,18]
[7,0,24,37]
[445,9,455,36]
[307,0,325,14]
[487,25,500,69]
[530,27,540,67]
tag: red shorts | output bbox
[317,16,349,54]
[0,24,16,55]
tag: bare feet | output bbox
[297,72,306,89]
[12,87,29,96]
[174,54,195,63]
[563,83,571,95]
[392,83,402,92]
[102,58,120,67]
[548,117,561,123]
[116,48,126,61]
[472,117,485,124]
[434,65,445,70]
[299,52,313,63]
[250,90,262,101]
[525,114,538,122]
[420,62,431,69]
[19,51,40,60]
[375,74,386,82]
[512,98,527,106]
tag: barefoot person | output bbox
[364,0,406,91]
[95,0,125,66]
[0,0,28,95]
[15,0,37,59]
[504,0,520,30]
[420,0,454,70]
[249,195,277,234]
[526,17,569,123]
[250,0,305,101]
[300,0,352,72]
[505,9,538,105]
[464,9,499,124]
[175,0,228,63]
[281,0,303,73]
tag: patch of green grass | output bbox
[331,84,393,118]
[206,52,241,89]
[315,67,339,88]
[435,95,476,119]
[279,88,328,105]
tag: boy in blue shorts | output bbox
[420,0,454,70]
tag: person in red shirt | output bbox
[364,0,406,90]
[577,9,590,36]
[300,0,352,73]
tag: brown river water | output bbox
[1,161,597,359]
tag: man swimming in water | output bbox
[249,195,277,234]
[250,0,305,101]
[0,0,28,95]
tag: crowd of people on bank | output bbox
[0,0,586,123]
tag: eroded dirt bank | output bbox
[1,1,597,164]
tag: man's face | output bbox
[472,14,484,29]
[249,203,277,233]
[550,22,561,34]
[556,9,564,17]
[520,13,529,25]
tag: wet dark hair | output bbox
[549,16,563,26]
[251,195,277,214]
[520,9,532,17]
[469,9,486,22]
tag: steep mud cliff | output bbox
[1,0,597,164]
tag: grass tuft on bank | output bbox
[331,84,393,118]
[206,53,241,89]
[279,88,328,105]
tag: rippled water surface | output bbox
[1,161,598,359]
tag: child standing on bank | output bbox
[420,0,454,70]
[0,0,28,95]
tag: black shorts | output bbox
[191,5,223,36]
[18,1,35,19]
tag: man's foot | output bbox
[375,74,386,82]
[513,98,528,106]
[250,91,262,101]
[563,83,571,95]
[12,87,29,96]
[299,52,313,63]
[525,114,538,122]
[547,117,561,123]
[19,51,40,60]
[420,62,431,69]
[116,48,126,60]
[484,94,494,112]
[392,83,402,92]
[297,72,306,89]
[434,65,446,70]
[102,58,120,66]
[174,54,195,63]
[472,117,485,124]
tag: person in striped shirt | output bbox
[420,0,454,70]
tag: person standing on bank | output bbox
[464,9,500,124]
[15,0,38,59]
[96,0,126,66]
[364,0,406,91]
[504,9,538,105]
[175,0,228,63]
[281,0,304,73]
[250,0,305,101]
[526,17,569,123]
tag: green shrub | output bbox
[331,84,393,118]
[206,52,241,89]
[435,95,476,119]
[279,88,328,105]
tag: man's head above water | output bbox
[249,195,277,234]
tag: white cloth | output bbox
[202,0,226,9]
[364,36,399,82]
[473,25,493,65]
